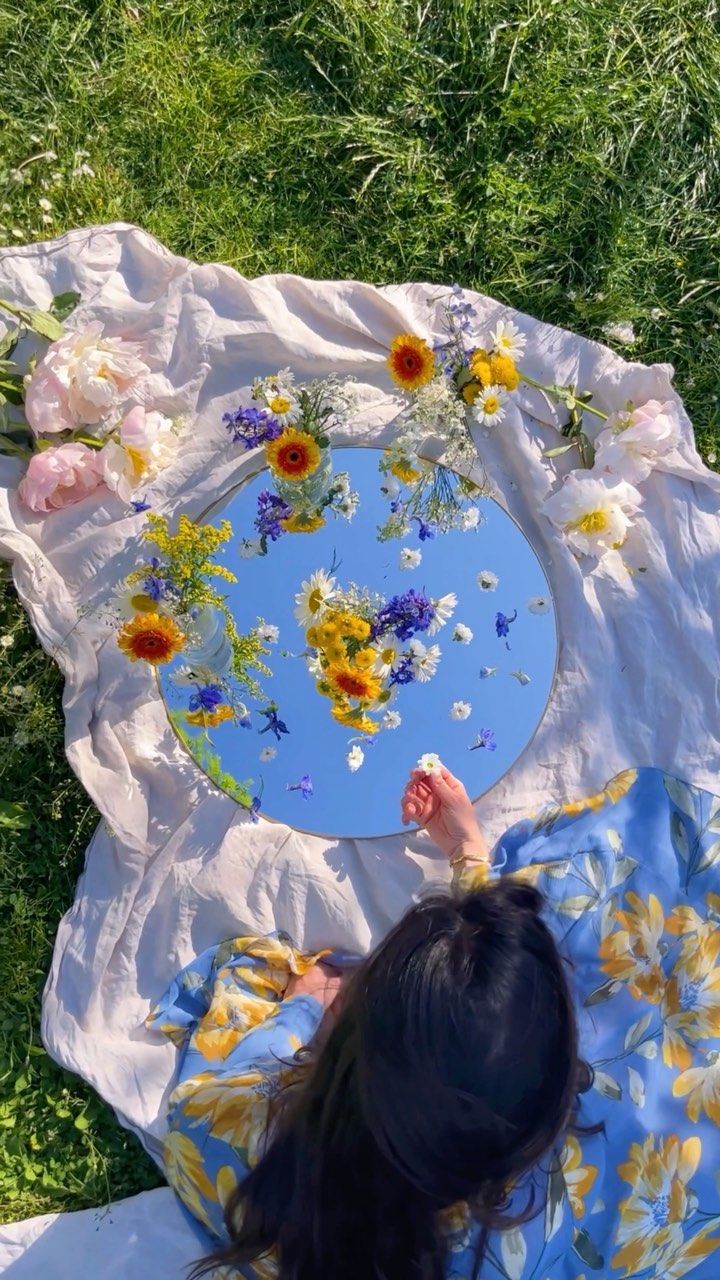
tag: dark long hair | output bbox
[193,879,592,1280]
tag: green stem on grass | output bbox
[520,372,609,420]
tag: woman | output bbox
[150,765,720,1279]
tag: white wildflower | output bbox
[399,547,422,571]
[594,399,681,484]
[260,746,277,763]
[471,384,507,428]
[0,634,14,648]
[346,745,365,773]
[258,623,280,644]
[382,710,402,730]
[408,639,441,682]
[461,507,481,531]
[450,700,472,721]
[477,570,499,592]
[417,752,442,775]
[527,595,551,614]
[488,319,526,358]
[602,320,636,346]
[452,623,473,644]
[427,592,457,635]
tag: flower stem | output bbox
[520,372,608,420]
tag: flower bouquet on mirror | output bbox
[296,568,457,751]
[223,368,360,557]
[386,286,684,564]
[0,294,184,513]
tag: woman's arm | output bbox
[401,766,492,894]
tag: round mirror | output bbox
[158,447,556,838]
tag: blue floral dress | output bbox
[148,768,720,1279]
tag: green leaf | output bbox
[0,374,25,405]
[24,309,64,341]
[544,443,576,458]
[0,327,20,360]
[0,800,31,830]
[593,1070,622,1100]
[73,1113,91,1131]
[50,290,81,322]
[573,1228,604,1270]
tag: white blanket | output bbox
[1,224,719,1272]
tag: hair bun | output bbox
[459,878,543,927]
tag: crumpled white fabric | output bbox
[1,224,719,1269]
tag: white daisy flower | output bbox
[472,384,507,427]
[294,569,337,625]
[258,623,280,643]
[0,634,15,648]
[111,581,169,621]
[335,472,351,497]
[172,663,218,688]
[381,476,401,499]
[477,570,499,592]
[346,745,365,773]
[399,547,422,571]
[408,639,441,683]
[306,653,324,677]
[373,636,403,679]
[239,538,263,559]
[452,623,474,644]
[417,752,442,775]
[450,700,472,721]
[542,474,642,558]
[527,595,551,615]
[461,507,481,531]
[427,592,457,635]
[489,319,527,359]
[602,320,636,347]
[382,710,402,730]
[511,670,531,686]
[260,746,277,762]
[265,391,300,427]
[479,666,497,679]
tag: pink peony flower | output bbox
[24,322,150,435]
[18,442,105,513]
[595,399,681,484]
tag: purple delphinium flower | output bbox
[372,589,436,642]
[143,571,174,601]
[258,703,290,740]
[414,517,436,541]
[255,490,293,542]
[247,794,262,823]
[389,655,416,686]
[223,405,282,450]
[188,683,224,713]
[495,609,518,650]
[287,773,313,800]
[130,498,151,513]
[470,729,497,752]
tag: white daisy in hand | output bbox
[542,474,642,557]
[594,399,681,484]
[477,569,498,592]
[450,700,472,721]
[527,595,551,615]
[260,746,277,762]
[417,752,442,775]
[408,639,441,683]
[427,592,457,635]
[382,709,402,730]
[472,384,507,427]
[399,547,422,571]
[452,623,473,644]
[346,745,365,773]
[489,319,527,359]
[294,568,336,624]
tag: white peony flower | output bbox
[258,623,280,644]
[399,547,422,571]
[24,321,150,434]
[450,700,472,721]
[527,595,551,614]
[260,746,277,762]
[417,752,442,775]
[489,319,527,358]
[461,507,481,531]
[471,384,507,427]
[542,473,642,557]
[594,399,681,484]
[408,639,441,683]
[477,570,499,592]
[382,710,402,730]
[294,569,336,625]
[427,592,457,635]
[452,623,473,644]
[511,670,531,686]
[101,406,178,501]
[602,320,636,346]
[346,745,365,773]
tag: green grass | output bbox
[0,0,719,1223]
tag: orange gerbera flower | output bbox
[118,612,185,665]
[266,428,321,482]
[387,334,436,391]
[326,662,382,704]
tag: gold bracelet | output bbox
[449,849,490,869]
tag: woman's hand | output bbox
[285,962,345,1011]
[401,766,488,863]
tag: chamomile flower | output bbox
[452,623,473,644]
[477,570,499,592]
[400,547,422,571]
[260,746,277,762]
[489,319,527,359]
[346,745,365,773]
[472,384,507,428]
[528,595,551,615]
[373,636,403,679]
[294,569,337,625]
[258,622,280,643]
[408,639,441,683]
[417,752,442,775]
[427,592,457,635]
[450,700,472,721]
[382,710,402,730]
[461,508,481,531]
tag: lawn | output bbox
[0,0,719,1224]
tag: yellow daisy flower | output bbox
[661,957,720,1070]
[489,352,520,390]
[469,348,493,385]
[387,333,436,391]
[266,427,321,483]
[461,380,482,405]
[389,457,422,485]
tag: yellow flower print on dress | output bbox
[672,1051,720,1126]
[661,956,720,1071]
[438,1200,473,1253]
[562,769,638,819]
[179,1071,276,1156]
[561,1135,599,1219]
[194,986,280,1061]
[599,892,666,1003]
[665,894,720,980]
[163,1130,218,1233]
